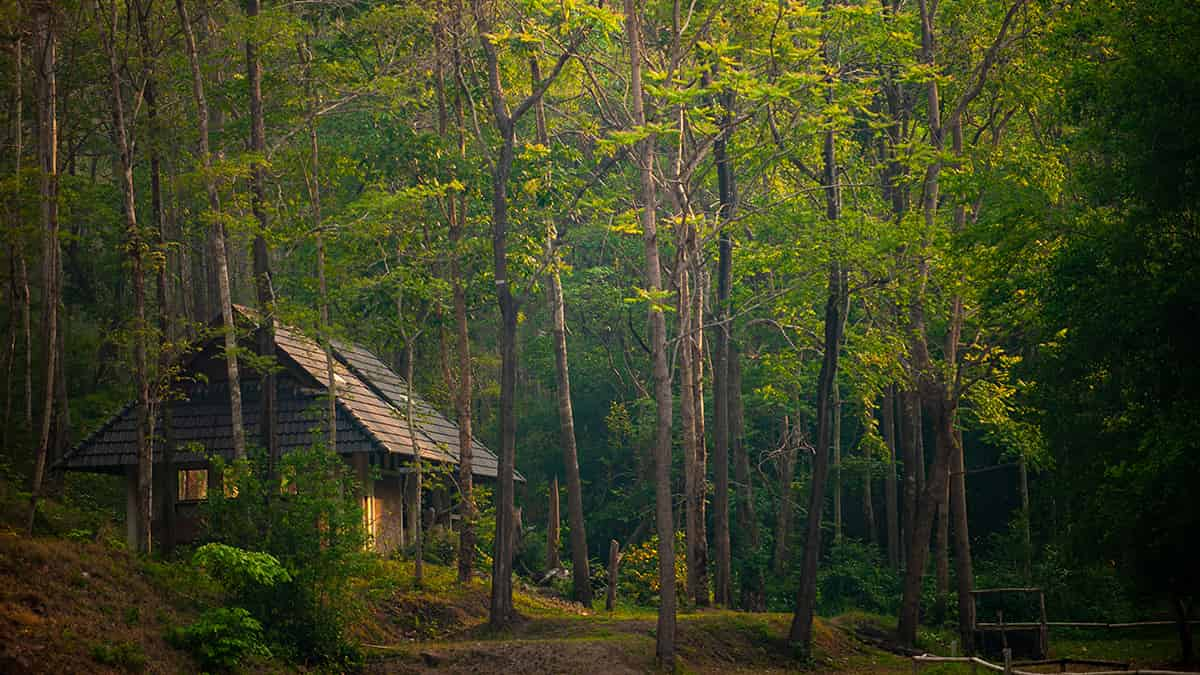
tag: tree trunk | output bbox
[1172,592,1194,666]
[936,468,951,605]
[772,416,796,577]
[27,1,57,536]
[405,340,423,584]
[833,381,843,541]
[863,444,877,547]
[730,346,764,610]
[546,475,561,570]
[103,0,152,553]
[690,267,709,608]
[135,0,177,553]
[790,47,847,647]
[530,59,593,603]
[175,0,245,460]
[900,388,919,567]
[19,253,32,433]
[300,32,336,454]
[434,13,475,584]
[606,540,620,611]
[711,74,735,607]
[626,0,676,661]
[245,0,277,472]
[950,428,975,651]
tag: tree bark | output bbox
[731,346,764,610]
[547,475,561,570]
[950,428,975,651]
[435,11,475,584]
[863,443,877,547]
[772,417,796,577]
[245,0,277,471]
[530,56,593,605]
[710,72,735,607]
[883,388,900,570]
[134,0,177,553]
[626,0,676,662]
[299,31,336,454]
[790,31,848,647]
[27,0,58,536]
[175,0,245,460]
[103,0,152,553]
[833,381,843,541]
[606,540,620,611]
[406,340,423,584]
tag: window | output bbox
[178,469,208,501]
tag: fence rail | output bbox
[912,651,1196,675]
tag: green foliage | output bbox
[200,445,369,666]
[618,533,687,606]
[90,640,147,672]
[168,607,271,672]
[192,544,291,597]
[816,540,899,616]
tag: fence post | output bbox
[1002,648,1013,675]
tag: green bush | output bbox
[201,445,370,666]
[816,539,900,616]
[618,533,687,606]
[90,640,147,672]
[168,607,270,671]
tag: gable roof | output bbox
[57,308,511,480]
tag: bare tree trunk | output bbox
[433,12,476,583]
[300,31,336,454]
[546,475,560,570]
[863,444,877,547]
[627,0,676,661]
[135,0,177,553]
[103,0,152,553]
[529,57,593,603]
[936,471,951,603]
[772,416,796,577]
[175,0,245,460]
[710,73,735,607]
[882,389,898,568]
[730,346,764,610]
[900,389,919,567]
[245,0,277,473]
[27,0,58,537]
[1019,452,1031,581]
[19,253,32,432]
[951,428,975,650]
[405,340,423,584]
[833,381,843,541]
[790,33,847,645]
[792,132,849,653]
[691,265,709,608]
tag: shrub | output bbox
[90,640,147,672]
[618,532,687,606]
[201,445,370,665]
[168,607,270,671]
[816,540,900,616]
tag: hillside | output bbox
[0,525,914,674]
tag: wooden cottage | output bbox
[56,306,512,552]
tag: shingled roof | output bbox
[58,308,511,480]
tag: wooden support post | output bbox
[999,609,1008,652]
[606,539,620,611]
[1002,648,1013,675]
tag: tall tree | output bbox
[102,0,152,553]
[26,0,58,536]
[175,0,245,461]
[626,0,675,662]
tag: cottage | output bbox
[55,306,512,552]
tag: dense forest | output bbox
[1,0,1197,671]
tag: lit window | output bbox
[178,469,208,501]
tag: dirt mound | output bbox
[0,530,198,673]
